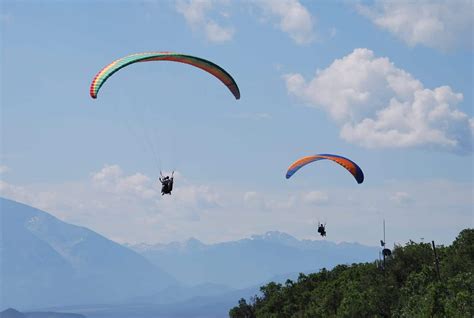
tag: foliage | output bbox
[229,229,474,318]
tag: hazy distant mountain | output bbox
[0,196,379,316]
[32,284,261,318]
[0,308,26,318]
[0,198,176,310]
[0,308,85,318]
[134,282,234,305]
[25,313,85,318]
[127,231,379,288]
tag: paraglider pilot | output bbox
[317,222,326,237]
[159,171,174,195]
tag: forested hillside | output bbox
[230,229,473,318]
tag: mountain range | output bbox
[127,231,379,288]
[0,198,175,310]
[1,197,379,316]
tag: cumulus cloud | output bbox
[175,0,317,45]
[92,164,157,199]
[174,184,221,209]
[243,191,268,210]
[0,180,59,212]
[176,0,234,43]
[1,170,473,245]
[205,20,234,42]
[254,0,315,44]
[285,48,473,153]
[0,164,227,242]
[357,0,473,51]
[303,191,329,205]
[243,191,302,211]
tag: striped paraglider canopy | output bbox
[90,52,240,100]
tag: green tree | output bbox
[229,298,256,318]
[228,229,473,318]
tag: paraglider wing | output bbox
[90,52,240,99]
[285,154,364,184]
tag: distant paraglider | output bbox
[286,154,364,238]
[89,52,240,100]
[285,154,364,184]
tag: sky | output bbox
[1,0,473,246]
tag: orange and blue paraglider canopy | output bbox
[286,154,364,184]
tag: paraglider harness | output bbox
[159,171,174,195]
[317,222,326,237]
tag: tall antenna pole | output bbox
[432,240,441,281]
[383,219,386,245]
[380,219,392,272]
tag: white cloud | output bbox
[285,48,473,153]
[0,180,58,212]
[175,0,317,45]
[303,190,329,205]
[174,184,221,209]
[90,165,221,210]
[92,164,157,199]
[205,20,234,42]
[357,0,473,51]
[243,191,302,211]
[254,0,315,44]
[243,191,267,210]
[1,170,472,245]
[0,165,230,243]
[176,0,235,43]
[176,0,212,25]
[91,164,122,187]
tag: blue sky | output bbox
[1,0,473,246]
